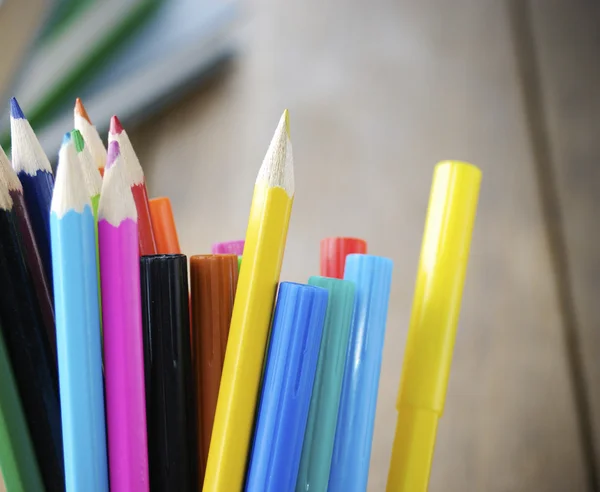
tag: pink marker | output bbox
[211,240,245,255]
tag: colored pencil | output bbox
[141,254,196,492]
[50,134,108,492]
[0,165,64,492]
[329,254,393,492]
[0,144,55,361]
[246,282,327,492]
[71,129,103,330]
[211,240,244,255]
[387,161,481,492]
[0,316,45,492]
[108,115,157,256]
[203,110,295,491]
[149,197,181,254]
[296,276,356,492]
[99,140,149,492]
[320,237,367,279]
[189,254,238,481]
[74,98,107,176]
[9,97,55,288]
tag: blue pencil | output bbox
[10,97,55,288]
[245,282,328,492]
[50,133,108,492]
[328,254,393,492]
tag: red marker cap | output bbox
[320,237,367,279]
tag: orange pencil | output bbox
[73,99,107,176]
[149,197,180,254]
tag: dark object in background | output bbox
[140,254,197,492]
[0,188,64,492]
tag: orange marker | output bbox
[149,197,180,254]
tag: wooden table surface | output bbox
[1,0,598,491]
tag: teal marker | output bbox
[296,276,356,492]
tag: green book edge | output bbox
[1,0,162,151]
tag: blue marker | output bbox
[246,282,328,492]
[328,254,393,492]
[50,134,108,491]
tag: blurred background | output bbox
[1,0,599,490]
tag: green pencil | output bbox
[0,327,45,492]
[71,129,103,330]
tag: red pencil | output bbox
[107,116,156,256]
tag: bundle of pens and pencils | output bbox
[0,96,481,492]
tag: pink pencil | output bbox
[98,140,149,492]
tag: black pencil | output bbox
[140,254,197,492]
[0,169,64,492]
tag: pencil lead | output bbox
[10,101,53,175]
[9,97,25,120]
[256,110,295,196]
[74,98,92,124]
[51,134,90,217]
[71,129,84,152]
[109,115,124,136]
[106,141,120,170]
[0,144,22,194]
[71,130,102,197]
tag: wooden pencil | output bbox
[71,129,103,329]
[74,98,107,176]
[141,254,196,492]
[9,97,55,289]
[0,325,44,492]
[189,254,239,482]
[149,197,181,254]
[98,140,149,492]
[108,116,157,256]
[0,164,64,492]
[50,134,108,492]
[0,144,55,362]
[203,110,295,491]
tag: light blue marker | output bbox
[328,254,393,492]
[50,133,108,492]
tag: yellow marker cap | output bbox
[387,160,481,492]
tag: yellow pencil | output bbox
[387,160,481,492]
[203,110,295,491]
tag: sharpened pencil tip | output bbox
[283,109,290,137]
[106,141,120,170]
[62,132,71,146]
[109,115,124,135]
[74,98,92,124]
[71,129,84,153]
[9,97,25,119]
